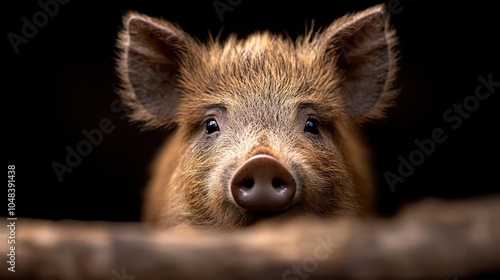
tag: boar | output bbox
[116,4,398,231]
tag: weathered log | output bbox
[1,196,499,280]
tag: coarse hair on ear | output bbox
[316,4,399,123]
[115,11,198,129]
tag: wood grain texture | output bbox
[1,196,499,280]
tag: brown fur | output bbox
[116,4,399,231]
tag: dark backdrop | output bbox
[5,0,499,221]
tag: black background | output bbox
[5,0,499,221]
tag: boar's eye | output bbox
[304,118,320,135]
[205,119,220,134]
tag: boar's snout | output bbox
[230,155,297,212]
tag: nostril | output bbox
[243,178,254,189]
[272,178,283,189]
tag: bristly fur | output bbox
[115,11,199,130]
[115,4,400,231]
[316,5,400,122]
[116,5,399,129]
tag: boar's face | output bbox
[117,4,398,230]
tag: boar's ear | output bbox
[116,12,196,129]
[319,4,398,122]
